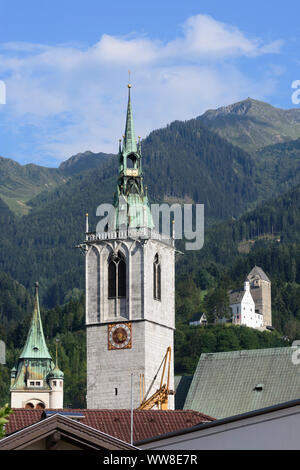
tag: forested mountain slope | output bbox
[198,98,300,152]
[0,120,258,306]
[0,157,68,215]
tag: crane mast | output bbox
[138,347,174,410]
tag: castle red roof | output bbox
[6,408,214,443]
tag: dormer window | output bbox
[28,380,43,387]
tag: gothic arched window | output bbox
[108,252,126,298]
[153,253,161,301]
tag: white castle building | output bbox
[229,266,272,330]
[84,84,175,409]
[230,281,263,329]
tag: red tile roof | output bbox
[6,408,214,443]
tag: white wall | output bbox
[140,403,300,450]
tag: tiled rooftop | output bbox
[6,408,214,443]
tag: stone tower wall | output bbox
[86,237,175,409]
[250,280,272,327]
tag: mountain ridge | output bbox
[198,97,300,152]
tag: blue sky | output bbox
[0,0,299,166]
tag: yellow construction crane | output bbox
[138,347,175,410]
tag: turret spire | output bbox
[10,282,64,409]
[123,83,137,154]
[109,82,154,231]
[19,281,52,360]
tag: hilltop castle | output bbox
[229,266,272,330]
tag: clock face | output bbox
[108,323,132,350]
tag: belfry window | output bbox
[108,252,126,298]
[127,153,136,169]
[153,254,161,301]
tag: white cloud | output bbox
[0,14,283,165]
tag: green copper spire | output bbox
[108,83,154,231]
[11,282,56,391]
[19,282,52,361]
[123,84,137,155]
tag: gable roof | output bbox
[5,408,214,443]
[228,288,245,305]
[0,412,136,450]
[189,313,207,322]
[184,347,300,419]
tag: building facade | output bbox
[10,282,64,409]
[230,281,263,329]
[85,84,175,409]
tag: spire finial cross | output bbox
[128,70,131,88]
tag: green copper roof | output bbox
[11,282,55,391]
[123,85,137,155]
[48,364,64,379]
[184,346,300,419]
[108,84,154,231]
[19,283,52,361]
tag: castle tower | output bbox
[247,266,272,327]
[85,84,175,409]
[10,282,64,409]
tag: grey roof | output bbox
[184,347,300,419]
[228,288,245,305]
[189,313,207,322]
[174,376,193,409]
[247,266,270,283]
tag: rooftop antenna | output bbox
[55,338,60,367]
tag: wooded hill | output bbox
[1,98,300,406]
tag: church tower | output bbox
[247,266,272,327]
[10,282,64,409]
[85,84,175,409]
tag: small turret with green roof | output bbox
[48,365,64,380]
[10,282,64,409]
[47,338,64,380]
